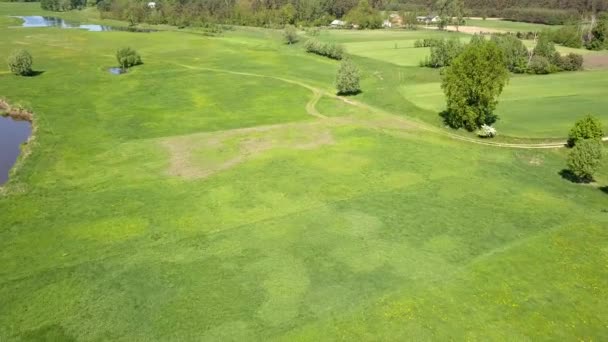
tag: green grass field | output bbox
[466,18,560,32]
[1,3,608,340]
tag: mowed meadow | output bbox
[1,3,608,340]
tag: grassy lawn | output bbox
[1,3,608,340]
[466,18,561,32]
[401,70,608,138]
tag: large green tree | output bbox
[440,40,509,131]
[344,0,382,29]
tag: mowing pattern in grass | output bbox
[1,3,607,340]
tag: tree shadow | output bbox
[25,70,45,77]
[558,169,593,184]
[337,90,362,96]
[600,186,608,195]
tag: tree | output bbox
[344,0,382,29]
[567,139,604,182]
[533,32,558,59]
[491,35,528,73]
[116,47,142,70]
[420,38,465,68]
[567,114,604,146]
[335,59,361,95]
[284,25,298,44]
[7,49,33,76]
[402,11,418,30]
[440,40,509,131]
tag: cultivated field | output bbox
[1,3,607,340]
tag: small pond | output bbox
[0,116,32,185]
[14,16,156,32]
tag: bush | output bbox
[556,53,583,71]
[7,49,33,76]
[527,55,552,74]
[304,39,344,60]
[491,35,528,73]
[441,40,509,131]
[477,124,497,138]
[567,139,604,182]
[335,59,361,95]
[551,25,583,48]
[284,25,298,44]
[116,47,142,70]
[420,38,465,68]
[567,115,604,147]
[344,0,382,30]
[414,38,440,48]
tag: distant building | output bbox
[389,13,403,26]
[382,19,392,28]
[147,2,156,9]
[330,19,346,28]
[416,15,440,24]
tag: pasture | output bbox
[1,2,607,340]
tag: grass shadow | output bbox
[559,169,593,184]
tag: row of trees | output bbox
[41,0,86,11]
[95,0,385,28]
[419,34,583,74]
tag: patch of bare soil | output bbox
[161,121,336,180]
[0,99,33,122]
[584,54,608,69]
[444,25,506,34]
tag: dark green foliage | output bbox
[335,59,361,95]
[567,139,604,182]
[585,16,608,50]
[304,39,344,60]
[551,25,583,48]
[568,115,604,147]
[7,49,33,76]
[116,47,142,70]
[284,25,298,44]
[556,53,584,71]
[414,38,441,48]
[533,33,557,59]
[501,8,577,25]
[491,35,528,73]
[527,55,552,74]
[345,0,382,29]
[41,0,85,11]
[441,40,509,130]
[420,38,465,68]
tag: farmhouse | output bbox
[330,19,345,28]
[147,2,156,9]
[382,19,392,28]
[417,15,440,24]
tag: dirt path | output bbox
[172,62,607,149]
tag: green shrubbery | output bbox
[567,115,604,147]
[550,25,583,48]
[344,0,382,30]
[304,39,344,60]
[284,25,298,44]
[491,35,528,73]
[567,139,604,182]
[335,59,361,95]
[116,47,142,70]
[41,0,85,11]
[502,7,577,25]
[413,38,441,48]
[7,49,33,76]
[420,38,465,68]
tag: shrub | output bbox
[491,35,528,73]
[421,38,465,68]
[533,33,557,59]
[567,115,604,147]
[344,0,382,30]
[556,53,583,71]
[567,139,604,182]
[284,24,298,44]
[551,25,583,48]
[477,124,497,138]
[7,49,33,76]
[441,40,509,131]
[335,59,361,95]
[304,39,344,60]
[527,55,552,74]
[502,8,577,25]
[116,47,142,70]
